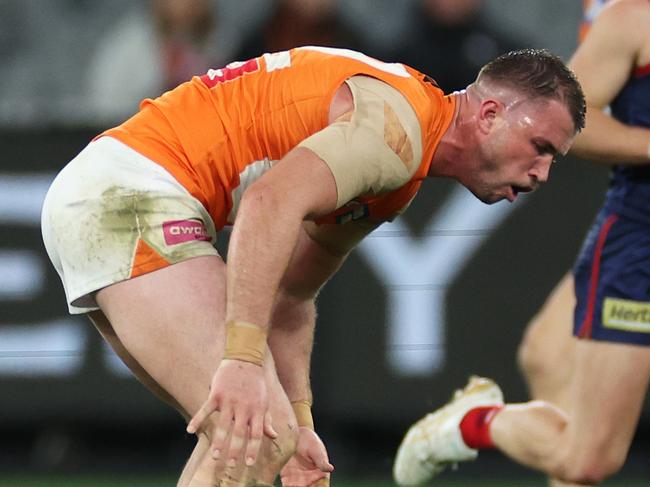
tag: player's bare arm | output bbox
[269,75,419,480]
[569,0,650,163]
[223,78,354,330]
[186,145,339,466]
[269,225,352,478]
[269,285,334,487]
[186,82,357,467]
[270,219,380,402]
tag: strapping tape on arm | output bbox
[223,320,267,366]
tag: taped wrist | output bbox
[223,320,267,366]
[291,399,315,430]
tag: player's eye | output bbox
[533,141,557,162]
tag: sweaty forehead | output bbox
[511,98,575,151]
[509,95,560,119]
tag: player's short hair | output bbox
[477,49,586,132]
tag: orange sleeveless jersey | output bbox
[101,46,455,229]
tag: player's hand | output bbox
[280,427,334,487]
[186,359,278,466]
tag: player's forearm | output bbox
[225,186,306,330]
[268,227,349,403]
[268,293,316,403]
[570,108,650,164]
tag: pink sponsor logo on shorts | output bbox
[163,219,211,245]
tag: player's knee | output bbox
[254,416,299,482]
[517,316,551,382]
[555,456,624,484]
[553,442,626,484]
[197,415,298,465]
[195,423,297,486]
[271,421,299,465]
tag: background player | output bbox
[394,1,650,485]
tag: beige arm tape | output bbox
[223,320,267,366]
[291,399,315,429]
[298,75,423,208]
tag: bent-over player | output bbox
[42,46,583,486]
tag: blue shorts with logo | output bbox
[573,208,650,346]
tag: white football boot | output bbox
[393,376,504,486]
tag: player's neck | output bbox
[428,88,477,179]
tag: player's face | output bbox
[469,98,575,204]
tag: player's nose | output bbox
[530,155,553,183]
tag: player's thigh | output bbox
[94,256,296,434]
[88,309,186,417]
[94,255,227,416]
[565,340,650,467]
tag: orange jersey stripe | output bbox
[130,238,170,279]
[100,47,454,228]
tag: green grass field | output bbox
[2,478,649,487]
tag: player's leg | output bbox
[90,265,293,487]
[516,274,584,487]
[90,310,187,416]
[394,344,649,486]
[92,309,206,486]
[393,211,650,486]
[91,309,208,486]
[517,272,577,406]
[95,256,298,486]
[393,275,577,486]
[181,358,296,487]
[491,339,650,484]
[475,211,650,484]
[177,433,210,487]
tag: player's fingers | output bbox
[244,413,264,466]
[263,411,278,438]
[225,411,249,467]
[299,433,333,472]
[307,445,334,473]
[212,404,233,459]
[319,461,334,473]
[186,399,217,434]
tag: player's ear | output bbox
[477,99,501,134]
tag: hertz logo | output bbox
[602,297,650,333]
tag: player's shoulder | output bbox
[347,75,423,132]
[597,0,650,26]
[585,0,649,49]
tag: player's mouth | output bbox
[507,185,534,202]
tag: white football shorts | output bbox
[41,136,219,314]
